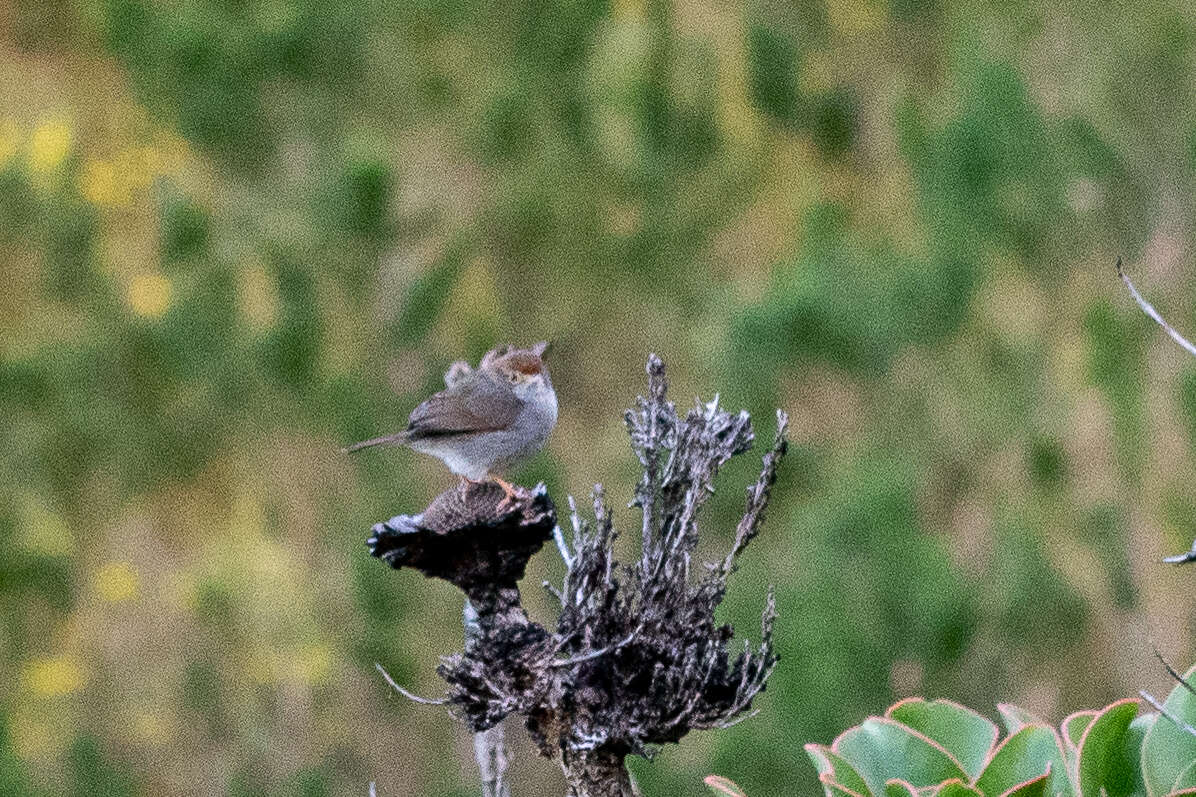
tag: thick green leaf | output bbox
[998,771,1049,797]
[1173,759,1196,792]
[1142,663,1196,797]
[885,779,919,797]
[834,717,968,797]
[704,774,748,797]
[1064,711,1098,750]
[998,704,1047,736]
[820,773,869,797]
[1122,713,1159,797]
[975,725,1070,797]
[1077,698,1140,797]
[807,743,872,796]
[888,698,999,780]
[937,778,983,797]
[1062,711,1098,782]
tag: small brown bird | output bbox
[345,343,557,502]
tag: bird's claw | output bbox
[492,476,522,514]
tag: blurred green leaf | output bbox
[388,246,466,348]
[69,736,136,797]
[1027,437,1067,489]
[0,712,31,797]
[809,89,858,158]
[160,194,211,265]
[746,24,802,125]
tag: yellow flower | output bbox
[126,272,173,319]
[28,118,73,174]
[95,561,139,603]
[23,656,84,696]
[79,158,123,207]
[294,644,332,684]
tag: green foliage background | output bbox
[2,1,1196,794]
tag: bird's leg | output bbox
[490,475,521,512]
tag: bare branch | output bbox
[550,625,643,668]
[1140,690,1196,737]
[722,410,789,576]
[474,724,511,797]
[554,524,575,569]
[1152,646,1196,697]
[1118,257,1196,358]
[1118,259,1196,565]
[376,663,447,705]
[1163,542,1196,564]
[713,707,761,730]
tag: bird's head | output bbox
[482,341,553,396]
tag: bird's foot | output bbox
[459,475,521,513]
[491,476,522,513]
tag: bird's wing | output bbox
[405,373,523,439]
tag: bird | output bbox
[344,342,557,505]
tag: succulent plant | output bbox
[796,662,1196,797]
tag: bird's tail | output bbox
[342,431,408,454]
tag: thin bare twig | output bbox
[549,624,643,668]
[1115,258,1196,565]
[553,524,574,568]
[1152,646,1196,697]
[721,410,788,576]
[375,662,447,705]
[1163,542,1196,564]
[713,707,761,730]
[1118,257,1196,358]
[1140,690,1196,737]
